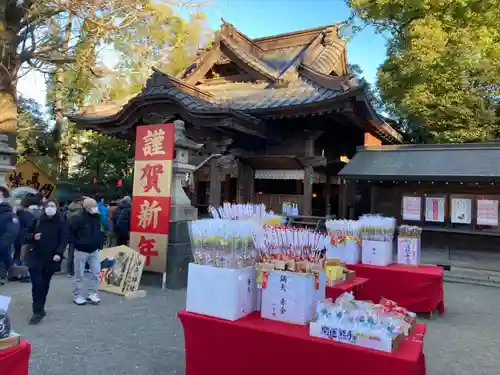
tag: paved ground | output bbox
[2,276,500,375]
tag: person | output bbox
[25,199,68,324]
[13,196,36,265]
[107,200,118,247]
[95,194,110,233]
[69,198,105,305]
[0,186,19,285]
[66,195,84,277]
[113,196,131,246]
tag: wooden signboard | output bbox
[129,123,175,273]
[6,160,56,198]
[99,245,146,295]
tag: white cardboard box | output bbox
[261,270,326,325]
[362,240,393,266]
[309,321,401,353]
[326,239,361,265]
[397,237,421,265]
[186,263,257,321]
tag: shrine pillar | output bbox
[166,120,202,289]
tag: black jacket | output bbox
[15,209,34,248]
[25,214,68,271]
[0,202,19,253]
[69,211,105,253]
[112,201,131,234]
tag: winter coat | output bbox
[14,209,34,248]
[69,211,105,253]
[25,215,68,271]
[0,203,19,254]
[112,201,131,235]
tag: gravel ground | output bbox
[2,276,500,375]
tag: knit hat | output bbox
[82,198,98,209]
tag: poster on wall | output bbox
[402,196,421,221]
[477,199,499,226]
[450,197,472,224]
[425,197,445,223]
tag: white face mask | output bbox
[45,207,57,216]
[88,207,99,214]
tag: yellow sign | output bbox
[6,160,56,198]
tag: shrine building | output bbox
[68,21,402,218]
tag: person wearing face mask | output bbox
[69,198,106,306]
[0,186,19,285]
[25,199,68,324]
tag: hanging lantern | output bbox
[116,179,123,188]
[93,176,97,184]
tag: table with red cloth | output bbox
[179,310,426,375]
[326,277,369,301]
[0,340,31,375]
[347,264,445,315]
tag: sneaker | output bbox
[73,296,86,306]
[0,278,5,286]
[67,274,74,279]
[87,293,100,305]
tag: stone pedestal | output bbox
[166,120,201,289]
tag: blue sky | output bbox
[17,0,387,107]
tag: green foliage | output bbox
[70,131,134,190]
[347,0,500,143]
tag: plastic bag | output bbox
[0,309,11,339]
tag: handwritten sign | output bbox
[98,245,146,296]
[320,325,358,344]
[451,197,472,224]
[477,199,499,226]
[130,124,175,273]
[402,196,421,221]
[6,160,56,198]
[425,197,445,223]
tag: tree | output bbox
[347,0,500,143]
[71,131,134,190]
[2,1,208,145]
[95,3,211,103]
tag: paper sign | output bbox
[477,199,499,226]
[425,197,445,222]
[402,196,421,221]
[0,295,11,311]
[451,198,472,224]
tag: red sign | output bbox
[135,123,175,161]
[130,196,171,235]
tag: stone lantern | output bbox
[0,134,17,190]
[166,119,202,289]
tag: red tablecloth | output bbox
[0,340,31,375]
[179,310,426,375]
[326,277,369,301]
[347,264,445,315]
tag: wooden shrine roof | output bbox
[68,21,402,143]
[339,143,500,181]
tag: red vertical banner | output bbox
[129,124,175,273]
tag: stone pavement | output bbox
[1,275,500,375]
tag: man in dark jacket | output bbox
[13,196,36,265]
[69,198,105,305]
[112,196,131,246]
[0,186,19,285]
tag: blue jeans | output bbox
[72,250,100,298]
